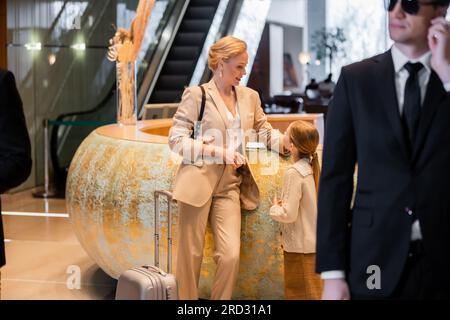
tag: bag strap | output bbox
[190,85,206,139]
[198,85,206,121]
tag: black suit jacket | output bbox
[316,50,450,298]
[0,69,32,267]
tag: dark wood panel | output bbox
[247,23,270,102]
[0,0,6,69]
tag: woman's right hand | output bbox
[216,147,246,169]
[203,145,246,169]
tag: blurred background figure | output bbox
[0,68,32,270]
[318,73,336,99]
[305,78,320,100]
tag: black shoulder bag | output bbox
[190,85,206,139]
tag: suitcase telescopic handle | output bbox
[154,190,174,274]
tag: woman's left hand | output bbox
[234,151,246,169]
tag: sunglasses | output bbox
[384,0,441,15]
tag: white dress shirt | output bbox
[225,101,244,155]
[321,46,450,280]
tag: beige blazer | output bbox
[168,79,287,210]
[269,158,318,253]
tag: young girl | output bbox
[270,120,323,300]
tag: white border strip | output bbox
[1,212,69,218]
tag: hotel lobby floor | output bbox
[1,188,117,300]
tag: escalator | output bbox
[148,0,220,103]
[49,0,244,197]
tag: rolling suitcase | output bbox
[115,190,178,300]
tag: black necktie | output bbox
[403,62,423,149]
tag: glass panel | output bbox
[327,0,450,79]
[232,0,272,86]
[7,0,175,188]
[137,0,175,84]
[326,0,390,79]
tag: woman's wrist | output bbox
[203,145,226,161]
[203,144,216,157]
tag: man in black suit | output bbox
[0,69,32,268]
[316,0,450,299]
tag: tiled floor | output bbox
[1,188,117,300]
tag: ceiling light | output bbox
[25,42,42,51]
[71,43,86,51]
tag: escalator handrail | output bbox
[137,0,191,117]
[50,0,181,123]
[49,0,189,184]
[45,0,70,43]
[50,0,184,175]
[47,0,113,118]
[136,0,179,86]
[48,0,118,164]
[49,84,116,182]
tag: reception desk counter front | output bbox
[66,115,323,299]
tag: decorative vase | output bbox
[116,60,137,125]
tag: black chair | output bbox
[263,95,304,114]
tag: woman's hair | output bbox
[288,120,320,194]
[208,36,247,72]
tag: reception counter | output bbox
[66,114,323,299]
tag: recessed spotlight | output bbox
[71,43,86,51]
[25,42,42,51]
[48,54,56,65]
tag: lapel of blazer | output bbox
[205,79,230,129]
[412,71,447,164]
[376,50,410,160]
[235,85,250,131]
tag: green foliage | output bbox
[311,28,347,73]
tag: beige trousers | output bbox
[175,165,242,300]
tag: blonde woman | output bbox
[168,36,288,300]
[270,120,323,300]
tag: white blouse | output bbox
[225,101,243,154]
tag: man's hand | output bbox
[428,17,450,84]
[322,279,351,300]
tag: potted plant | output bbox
[311,27,347,75]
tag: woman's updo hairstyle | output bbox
[208,36,247,72]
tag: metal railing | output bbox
[137,0,191,117]
[33,117,115,198]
